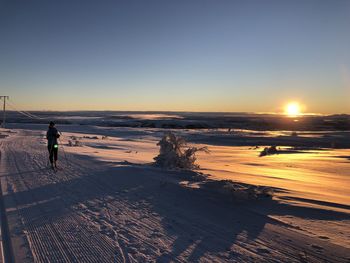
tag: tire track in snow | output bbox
[0,142,15,263]
[2,131,118,262]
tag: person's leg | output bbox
[48,145,54,166]
[53,147,58,167]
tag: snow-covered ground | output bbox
[0,124,349,262]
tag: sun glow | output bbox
[285,102,301,117]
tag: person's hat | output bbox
[49,121,55,126]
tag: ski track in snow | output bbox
[0,129,349,262]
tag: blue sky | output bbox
[0,0,349,113]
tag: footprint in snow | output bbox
[318,236,329,240]
[311,244,323,250]
[151,232,163,238]
[256,248,271,254]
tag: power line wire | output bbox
[6,101,46,120]
[7,104,37,119]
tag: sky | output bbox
[0,0,349,114]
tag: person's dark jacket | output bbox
[46,127,59,146]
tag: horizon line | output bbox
[5,109,350,117]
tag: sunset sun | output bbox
[285,102,301,117]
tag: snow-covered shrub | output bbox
[83,136,98,139]
[203,180,273,201]
[291,131,298,137]
[154,132,209,169]
[67,139,82,147]
[259,146,278,157]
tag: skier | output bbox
[46,121,60,169]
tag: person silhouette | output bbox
[46,121,60,169]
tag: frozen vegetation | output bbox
[154,132,209,169]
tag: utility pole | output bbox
[0,96,9,128]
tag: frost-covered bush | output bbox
[83,136,98,139]
[154,132,209,169]
[291,131,298,137]
[67,139,82,147]
[203,180,274,201]
[259,146,278,157]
